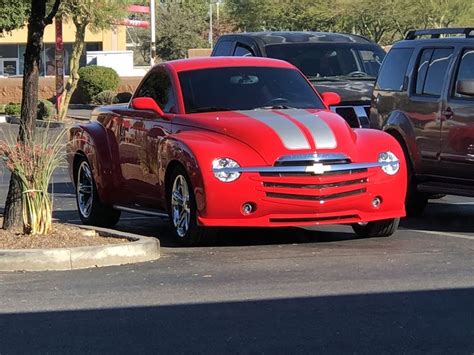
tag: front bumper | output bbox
[198,157,406,227]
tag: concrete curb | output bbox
[6,115,65,128]
[0,225,160,272]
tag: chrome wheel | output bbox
[171,174,191,238]
[77,161,93,218]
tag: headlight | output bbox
[212,158,241,182]
[378,151,400,175]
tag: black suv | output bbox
[370,28,474,215]
[212,31,386,128]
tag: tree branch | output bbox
[44,0,61,25]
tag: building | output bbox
[0,19,127,77]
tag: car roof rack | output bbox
[405,28,474,40]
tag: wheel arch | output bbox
[382,111,419,171]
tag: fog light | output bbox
[372,197,382,209]
[242,202,255,215]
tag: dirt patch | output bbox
[0,218,130,249]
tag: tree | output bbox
[58,0,130,120]
[3,0,61,231]
[0,0,29,33]
[153,1,208,61]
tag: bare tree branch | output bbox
[44,0,61,25]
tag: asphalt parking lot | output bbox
[0,125,473,353]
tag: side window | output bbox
[136,67,176,113]
[375,48,413,91]
[415,49,433,95]
[234,44,254,57]
[454,49,474,99]
[213,40,234,56]
[422,48,453,97]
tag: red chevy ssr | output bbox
[67,57,406,245]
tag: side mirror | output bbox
[131,97,165,117]
[457,79,474,96]
[320,92,341,107]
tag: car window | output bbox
[454,48,474,99]
[136,67,176,113]
[375,48,413,91]
[178,66,325,113]
[234,44,254,57]
[358,50,383,77]
[265,43,385,79]
[213,40,234,56]
[422,48,453,97]
[415,49,434,95]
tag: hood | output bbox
[311,79,375,104]
[174,109,358,164]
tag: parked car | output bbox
[370,28,474,216]
[67,57,406,245]
[211,31,386,128]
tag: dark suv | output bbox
[212,32,386,128]
[370,28,474,215]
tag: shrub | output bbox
[0,125,67,234]
[78,65,120,103]
[115,91,133,103]
[92,90,118,105]
[37,99,55,120]
[5,102,21,116]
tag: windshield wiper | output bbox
[254,104,294,110]
[188,106,232,113]
[306,76,346,82]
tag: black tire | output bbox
[405,155,428,217]
[167,165,205,246]
[391,135,427,217]
[352,218,400,238]
[75,156,121,227]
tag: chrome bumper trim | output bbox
[213,161,399,175]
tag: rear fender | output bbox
[67,121,120,205]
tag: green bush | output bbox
[37,99,55,120]
[78,65,120,103]
[92,90,118,105]
[5,101,55,120]
[5,102,21,116]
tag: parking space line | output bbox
[411,229,474,241]
[68,216,161,223]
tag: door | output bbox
[0,58,18,76]
[439,48,474,180]
[119,66,175,208]
[405,47,454,175]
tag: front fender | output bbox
[67,121,120,204]
[382,111,419,169]
[159,130,266,216]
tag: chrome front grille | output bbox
[259,153,369,203]
[266,188,367,201]
[263,177,368,189]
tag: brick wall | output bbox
[0,76,143,104]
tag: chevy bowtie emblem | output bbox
[305,163,326,174]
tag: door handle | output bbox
[441,107,453,120]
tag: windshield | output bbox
[265,43,385,79]
[178,66,325,114]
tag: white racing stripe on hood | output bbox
[277,109,337,149]
[238,110,310,150]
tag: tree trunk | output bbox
[3,0,60,231]
[58,21,87,121]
